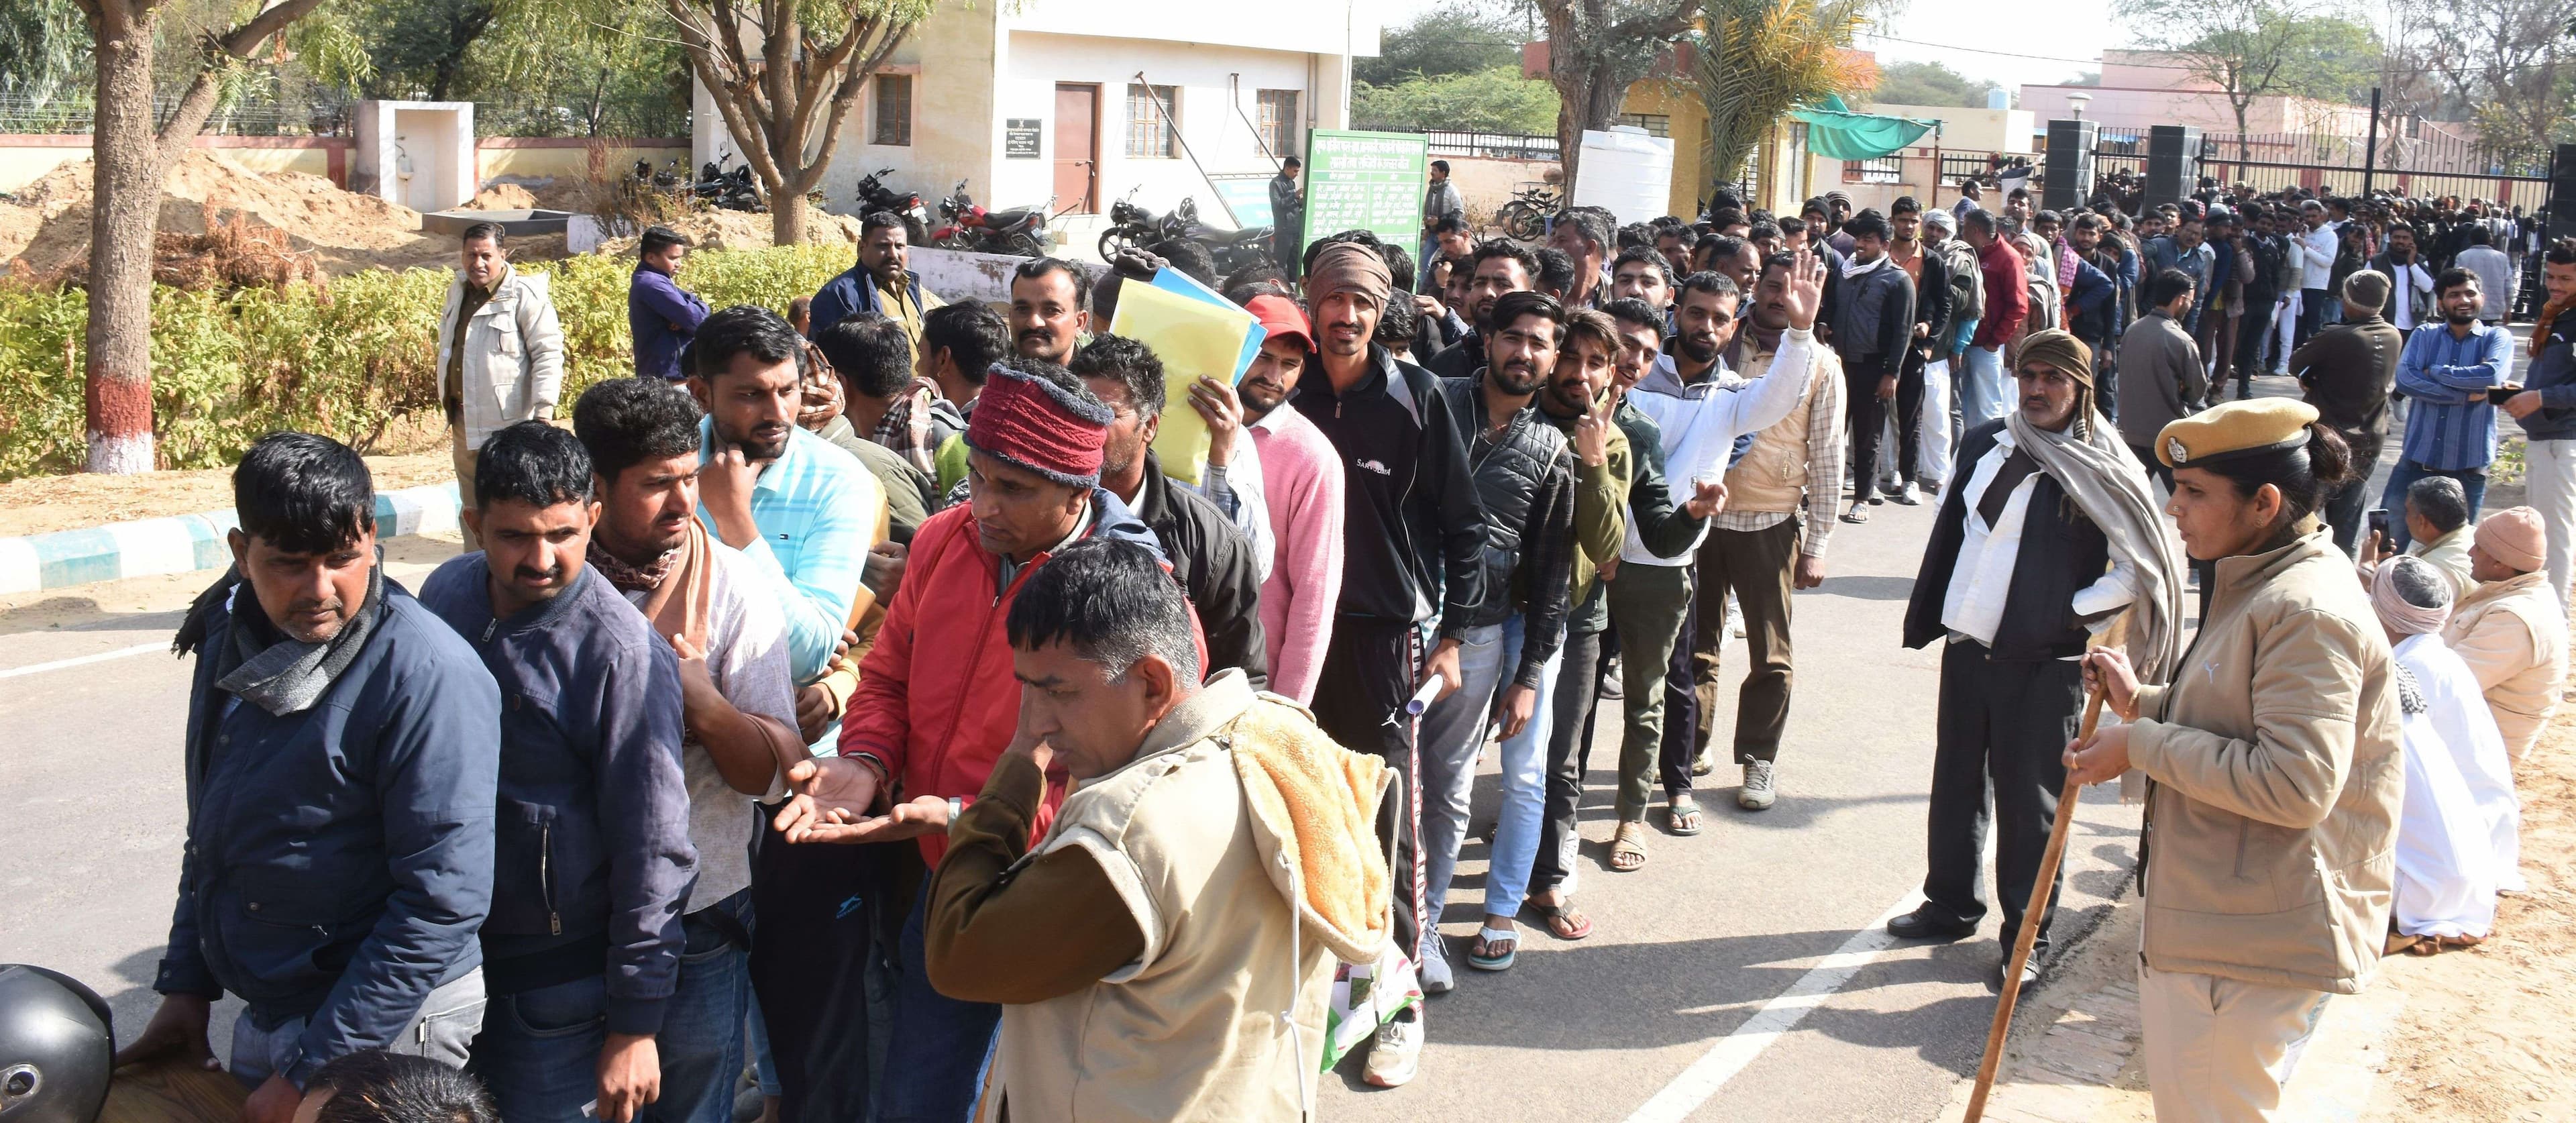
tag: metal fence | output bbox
[1356,125,1561,162]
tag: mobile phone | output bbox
[2368,509,2390,539]
[2488,384,2523,405]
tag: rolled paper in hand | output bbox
[1402,677,1445,716]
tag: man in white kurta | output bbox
[2373,556,2508,941]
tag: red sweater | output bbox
[837,500,1201,866]
[1972,237,2031,350]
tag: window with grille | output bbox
[1844,157,1900,184]
[1615,113,1670,138]
[1126,84,1177,158]
[1258,89,1299,156]
[873,74,912,146]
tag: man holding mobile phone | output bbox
[2378,268,2514,551]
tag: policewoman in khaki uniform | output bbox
[2067,398,2404,1122]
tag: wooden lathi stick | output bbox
[1962,614,2129,1122]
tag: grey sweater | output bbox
[2116,309,2206,450]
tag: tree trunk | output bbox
[84,0,160,475]
[771,198,808,246]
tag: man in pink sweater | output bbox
[1240,294,1344,703]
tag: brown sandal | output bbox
[1611,822,1648,872]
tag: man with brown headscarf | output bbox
[1291,237,1488,1089]
[1895,328,2182,991]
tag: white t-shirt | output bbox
[620,539,796,910]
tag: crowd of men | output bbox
[97,160,2573,1123]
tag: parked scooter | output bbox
[854,167,931,244]
[930,180,1053,257]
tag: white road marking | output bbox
[1621,891,1927,1123]
[0,640,168,681]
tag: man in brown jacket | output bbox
[923,539,1391,1122]
[2294,270,2405,553]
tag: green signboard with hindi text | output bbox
[1300,129,1429,252]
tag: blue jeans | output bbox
[878,886,1000,1123]
[1417,615,1564,960]
[1960,344,2010,430]
[471,975,611,1123]
[647,889,754,1123]
[2380,459,2490,553]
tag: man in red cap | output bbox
[1240,293,1344,704]
[775,356,1177,1122]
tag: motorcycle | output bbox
[854,167,931,244]
[930,180,1053,257]
[1097,191,1273,274]
[694,153,765,213]
[1495,180,1560,242]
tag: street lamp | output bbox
[2068,92,2092,121]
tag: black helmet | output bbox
[0,965,112,1123]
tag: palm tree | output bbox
[1685,0,1874,193]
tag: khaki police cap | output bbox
[2157,398,2317,468]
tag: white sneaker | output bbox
[1891,481,1921,506]
[1726,601,1747,639]
[1738,760,1778,810]
[1364,1007,1424,1087]
[1418,940,1454,995]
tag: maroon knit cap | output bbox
[963,364,1112,488]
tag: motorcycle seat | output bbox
[985,207,1042,227]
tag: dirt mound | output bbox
[462,182,539,211]
[0,150,541,280]
[592,203,862,257]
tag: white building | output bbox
[692,1,1381,252]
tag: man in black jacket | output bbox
[1070,333,1269,687]
[422,422,696,1123]
[1831,210,1916,519]
[1268,156,1303,278]
[1426,240,1540,380]
[1890,332,2142,991]
[1417,288,1576,991]
[1888,197,1951,504]
[1293,239,1486,1088]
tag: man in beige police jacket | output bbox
[922,539,1391,1122]
[2070,399,2403,1121]
[2443,506,2569,760]
[435,221,565,547]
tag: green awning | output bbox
[1789,95,1936,161]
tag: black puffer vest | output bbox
[1438,372,1570,629]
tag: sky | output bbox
[1368,0,2130,95]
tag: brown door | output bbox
[1053,84,1099,213]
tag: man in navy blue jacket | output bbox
[629,225,708,381]
[122,433,499,1123]
[422,421,696,1123]
[807,212,943,344]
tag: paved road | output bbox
[0,495,2144,1122]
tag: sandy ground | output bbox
[0,446,453,539]
[2360,712,2576,1122]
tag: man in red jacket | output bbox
[773,357,1176,1123]
[1959,208,2031,431]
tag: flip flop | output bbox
[1840,507,1870,524]
[1610,822,1648,872]
[1529,900,1594,941]
[1468,926,1518,971]
[1667,794,1703,837]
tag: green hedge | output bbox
[0,242,852,481]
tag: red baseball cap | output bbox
[1244,294,1313,354]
